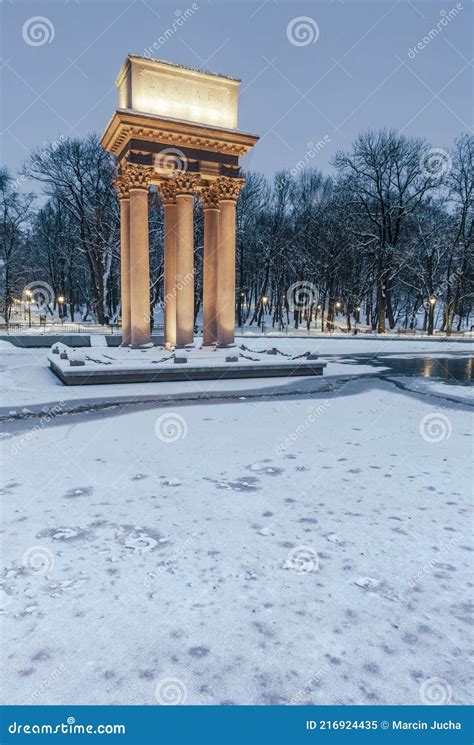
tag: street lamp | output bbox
[261,295,268,335]
[239,292,246,334]
[57,295,65,324]
[429,296,437,306]
[24,290,33,326]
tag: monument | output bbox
[100,55,259,348]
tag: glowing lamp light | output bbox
[57,295,65,303]
[429,296,437,305]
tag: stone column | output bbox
[159,180,178,348]
[124,164,153,348]
[114,176,131,346]
[201,183,220,346]
[215,177,244,347]
[174,174,199,348]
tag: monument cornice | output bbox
[100,109,259,159]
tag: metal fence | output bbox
[0,322,122,335]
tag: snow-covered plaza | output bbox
[1,336,472,706]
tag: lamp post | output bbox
[428,296,436,336]
[239,291,245,335]
[57,295,65,325]
[355,305,361,335]
[261,295,268,335]
[25,290,32,327]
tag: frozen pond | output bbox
[332,354,473,383]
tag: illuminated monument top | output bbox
[116,55,239,130]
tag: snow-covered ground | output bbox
[1,337,472,706]
[0,336,472,411]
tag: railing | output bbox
[0,322,120,335]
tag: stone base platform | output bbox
[47,345,326,386]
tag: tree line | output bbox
[1,128,472,334]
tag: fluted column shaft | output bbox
[129,186,151,347]
[174,175,198,348]
[120,197,131,345]
[202,184,220,346]
[163,202,177,348]
[216,178,243,347]
[115,176,131,346]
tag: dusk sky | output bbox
[1,0,472,190]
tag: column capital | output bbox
[200,182,220,210]
[114,175,130,200]
[173,172,200,196]
[122,163,153,190]
[215,176,245,203]
[157,179,177,206]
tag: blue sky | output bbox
[1,0,472,189]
